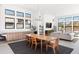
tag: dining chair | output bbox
[26,35,31,47]
[31,36,40,51]
[46,38,59,54]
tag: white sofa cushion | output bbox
[50,32,73,41]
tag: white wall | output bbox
[28,4,79,16]
[43,15,55,30]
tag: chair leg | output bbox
[35,44,37,51]
[31,43,33,48]
[28,42,30,47]
[46,45,48,52]
[56,46,60,54]
[53,48,56,54]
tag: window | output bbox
[16,11,24,17]
[46,23,52,28]
[58,18,65,31]
[73,16,79,31]
[5,9,31,30]
[25,13,31,18]
[16,19,24,29]
[5,9,15,16]
[65,17,73,32]
[5,17,15,29]
[25,20,31,29]
[58,16,79,33]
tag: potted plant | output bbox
[46,29,54,36]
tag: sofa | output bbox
[50,32,74,41]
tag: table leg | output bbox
[56,45,60,54]
[41,40,42,53]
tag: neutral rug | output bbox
[9,40,73,54]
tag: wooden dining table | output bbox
[25,33,59,53]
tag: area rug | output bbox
[8,40,73,54]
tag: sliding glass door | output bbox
[58,18,65,32]
[58,16,79,33]
[73,16,79,32]
[65,17,73,33]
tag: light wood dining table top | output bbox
[25,34,58,41]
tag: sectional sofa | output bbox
[50,32,74,41]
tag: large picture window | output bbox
[65,17,73,32]
[5,9,15,16]
[25,13,31,18]
[5,9,31,30]
[73,16,79,31]
[58,18,65,31]
[16,11,24,17]
[25,20,31,29]
[16,19,24,29]
[5,17,15,29]
[58,16,79,33]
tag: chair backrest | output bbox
[55,38,59,45]
[26,35,29,40]
[49,38,59,46]
[31,36,37,43]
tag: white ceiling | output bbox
[20,4,79,16]
[2,4,79,16]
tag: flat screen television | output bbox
[46,23,52,28]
